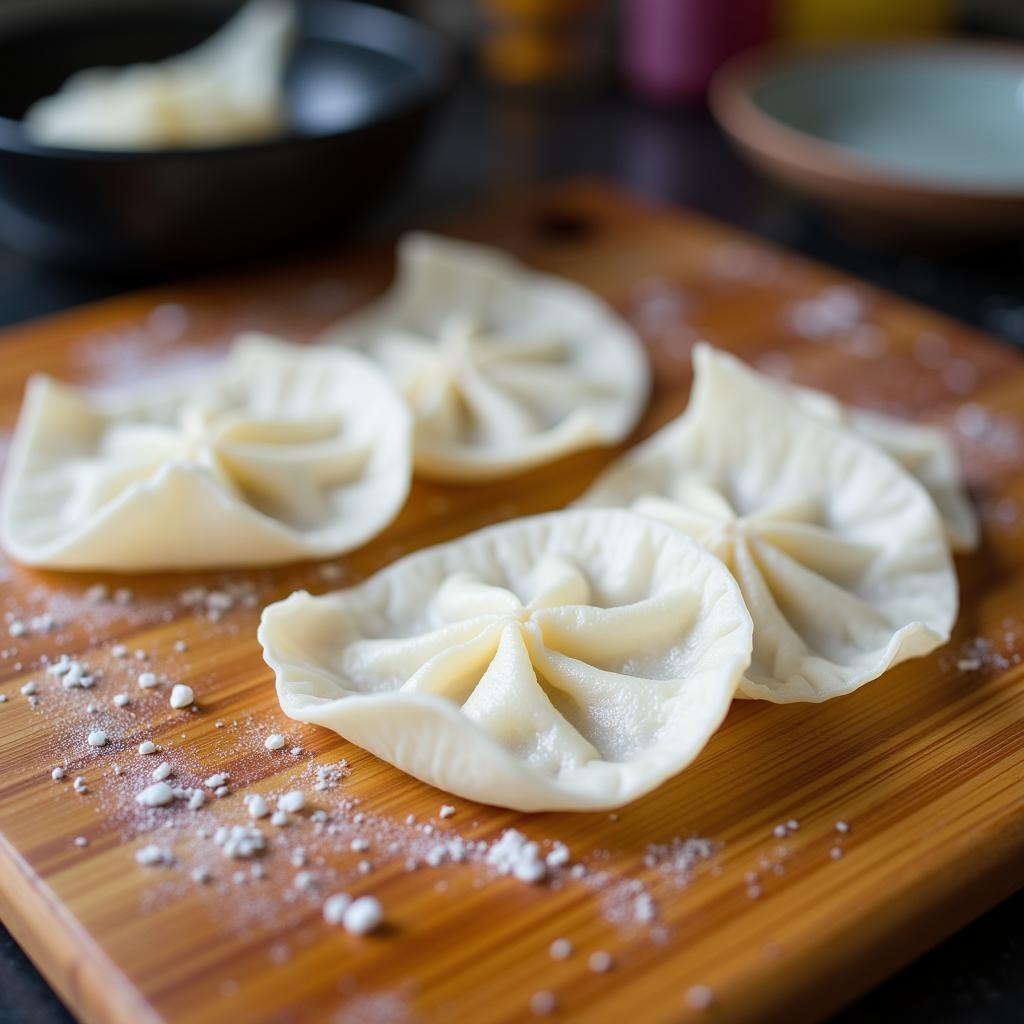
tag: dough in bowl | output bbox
[22,0,295,150]
[0,333,412,570]
[322,233,651,481]
[259,509,752,811]
[579,345,958,703]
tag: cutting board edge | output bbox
[0,830,164,1024]
[739,813,1024,1024]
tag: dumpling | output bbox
[793,388,978,553]
[259,509,752,811]
[579,345,958,703]
[321,233,651,481]
[0,333,412,570]
[22,0,294,150]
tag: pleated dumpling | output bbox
[793,388,978,552]
[322,233,651,481]
[259,509,752,811]
[0,333,412,570]
[580,345,958,704]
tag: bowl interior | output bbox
[0,0,448,146]
[751,50,1024,192]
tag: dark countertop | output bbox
[1,72,1022,1024]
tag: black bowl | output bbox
[0,0,452,273]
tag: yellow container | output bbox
[779,0,954,41]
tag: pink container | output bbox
[622,0,773,104]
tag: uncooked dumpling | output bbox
[0,333,412,570]
[579,345,958,703]
[23,0,295,150]
[259,509,752,811]
[322,233,651,481]
[793,387,978,552]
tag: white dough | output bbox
[793,387,978,552]
[23,0,295,150]
[259,509,752,811]
[0,333,412,570]
[322,233,650,481]
[579,345,958,703]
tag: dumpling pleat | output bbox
[64,450,181,519]
[214,428,373,529]
[526,555,591,610]
[472,333,571,365]
[749,495,822,525]
[434,573,524,620]
[533,588,699,670]
[491,361,618,405]
[526,642,680,763]
[374,331,442,377]
[752,520,878,588]
[461,623,600,774]
[730,538,839,699]
[456,365,543,442]
[667,476,737,521]
[745,537,895,667]
[344,619,501,698]
[632,494,730,559]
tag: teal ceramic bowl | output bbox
[711,43,1024,238]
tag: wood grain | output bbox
[0,181,1022,1024]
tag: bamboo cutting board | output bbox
[0,181,1023,1024]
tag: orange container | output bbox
[479,0,604,85]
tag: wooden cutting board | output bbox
[1,181,1023,1024]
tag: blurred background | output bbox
[2,0,1024,345]
[0,3,1023,1019]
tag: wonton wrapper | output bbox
[259,509,752,811]
[580,345,958,703]
[322,233,651,481]
[0,333,412,570]
[23,0,294,150]
[794,388,978,552]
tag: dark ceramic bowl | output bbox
[0,0,452,272]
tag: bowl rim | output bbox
[710,39,1024,204]
[0,0,454,161]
